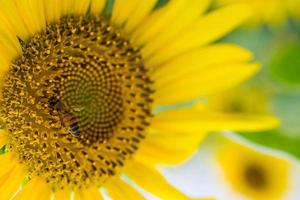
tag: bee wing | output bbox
[69,122,80,137]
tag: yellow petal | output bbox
[0,0,31,38]
[0,2,24,70]
[123,0,158,33]
[0,153,26,200]
[0,54,11,74]
[44,0,61,23]
[141,0,212,59]
[111,0,140,27]
[0,32,21,58]
[106,177,145,200]
[152,44,253,81]
[135,131,206,165]
[54,189,71,200]
[0,153,18,181]
[154,63,260,105]
[73,0,91,15]
[131,0,186,46]
[151,107,280,133]
[90,0,106,15]
[45,0,91,23]
[15,178,52,200]
[14,0,47,35]
[125,161,192,200]
[0,129,8,147]
[0,33,20,73]
[74,187,103,200]
[60,0,74,17]
[146,4,251,67]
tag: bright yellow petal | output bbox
[151,107,280,133]
[90,0,106,15]
[0,2,24,71]
[44,0,61,23]
[73,0,91,15]
[15,178,52,200]
[135,131,206,165]
[0,33,20,73]
[74,187,103,200]
[54,189,71,200]
[0,153,18,181]
[0,129,8,147]
[123,0,158,33]
[111,0,140,27]
[125,161,193,200]
[14,0,47,35]
[151,44,253,81]
[131,0,186,46]
[154,63,260,105]
[0,153,26,200]
[59,0,73,17]
[141,0,212,59]
[106,177,145,200]
[146,4,251,67]
[0,53,11,74]
[0,0,31,38]
[45,0,90,23]
[51,0,90,22]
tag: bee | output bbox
[48,97,81,138]
[48,97,65,113]
[61,113,81,138]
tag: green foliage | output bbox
[269,42,300,87]
[272,93,300,135]
[240,130,300,160]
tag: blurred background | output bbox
[154,0,300,199]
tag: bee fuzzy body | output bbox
[49,97,81,138]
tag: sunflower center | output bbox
[0,15,153,190]
[244,164,268,190]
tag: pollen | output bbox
[0,15,153,190]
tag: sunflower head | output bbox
[0,13,156,190]
[218,138,291,200]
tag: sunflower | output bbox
[217,137,291,200]
[215,0,297,26]
[0,0,279,199]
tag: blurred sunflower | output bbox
[215,0,299,26]
[0,0,279,199]
[218,138,291,200]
